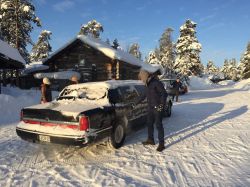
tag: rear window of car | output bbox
[58,87,107,100]
[118,86,139,103]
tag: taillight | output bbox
[79,116,89,131]
[20,110,23,121]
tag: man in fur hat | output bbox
[138,69,167,152]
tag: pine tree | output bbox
[174,19,202,76]
[30,30,52,62]
[158,28,175,69]
[105,38,110,45]
[220,59,230,79]
[0,0,41,61]
[128,43,142,60]
[112,39,119,49]
[238,42,250,79]
[206,60,218,74]
[147,51,160,65]
[79,20,103,38]
[228,58,239,81]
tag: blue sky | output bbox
[32,0,250,67]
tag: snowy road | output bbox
[0,84,250,187]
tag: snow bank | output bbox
[0,88,40,124]
[217,80,235,86]
[0,87,58,125]
[234,78,250,91]
[189,76,215,90]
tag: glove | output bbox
[155,104,163,112]
[131,103,135,109]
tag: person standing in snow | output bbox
[41,77,52,103]
[71,75,79,84]
[138,69,167,152]
[171,77,182,102]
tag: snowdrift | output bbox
[189,76,215,90]
[234,78,250,91]
[217,80,235,86]
[0,87,58,125]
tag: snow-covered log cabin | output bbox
[33,35,151,90]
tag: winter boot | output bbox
[156,143,165,152]
[142,139,155,145]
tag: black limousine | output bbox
[16,80,172,148]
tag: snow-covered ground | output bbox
[0,79,250,187]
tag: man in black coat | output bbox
[171,78,182,102]
[138,70,167,152]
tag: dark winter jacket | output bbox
[171,81,182,91]
[146,77,167,109]
[41,84,52,103]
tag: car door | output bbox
[117,85,140,123]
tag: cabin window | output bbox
[79,59,85,66]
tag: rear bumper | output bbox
[16,127,89,146]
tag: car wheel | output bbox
[110,119,126,149]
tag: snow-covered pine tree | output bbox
[79,20,103,38]
[128,43,142,60]
[206,60,218,74]
[228,58,239,81]
[220,59,230,79]
[30,30,52,62]
[158,28,175,69]
[146,51,160,65]
[174,19,202,76]
[0,0,41,62]
[238,42,250,79]
[105,38,110,45]
[112,39,119,49]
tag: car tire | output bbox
[109,119,126,149]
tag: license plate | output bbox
[39,135,50,142]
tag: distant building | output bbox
[43,35,143,80]
[23,35,147,91]
[20,35,157,91]
[0,39,25,93]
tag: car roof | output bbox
[64,80,144,90]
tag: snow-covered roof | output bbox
[22,61,49,75]
[0,39,26,64]
[34,71,80,80]
[43,35,159,74]
[77,35,143,67]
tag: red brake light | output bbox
[79,116,89,131]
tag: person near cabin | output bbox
[41,77,52,103]
[138,69,167,152]
[171,77,182,102]
[71,75,79,84]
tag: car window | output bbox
[58,87,107,101]
[162,81,171,89]
[134,85,146,97]
[118,86,139,103]
[108,88,122,104]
